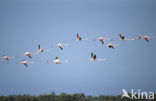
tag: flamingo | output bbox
[111,34,135,41]
[106,43,119,49]
[99,37,104,44]
[22,60,28,67]
[91,53,96,60]
[38,45,44,52]
[0,55,17,61]
[119,34,125,40]
[77,34,82,41]
[57,43,63,50]
[52,43,69,50]
[24,52,32,58]
[35,45,44,54]
[16,60,34,67]
[144,36,150,42]
[34,45,52,54]
[88,53,106,61]
[56,43,69,50]
[137,34,142,39]
[93,37,111,44]
[47,57,69,64]
[54,57,61,64]
[73,34,88,42]
[108,43,115,49]
[2,56,9,61]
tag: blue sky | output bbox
[0,0,156,96]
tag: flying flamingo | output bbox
[16,60,34,67]
[88,53,106,61]
[103,43,119,49]
[38,45,44,52]
[111,34,135,41]
[24,52,32,58]
[91,53,96,60]
[52,43,69,50]
[0,55,17,61]
[53,57,60,64]
[73,34,88,42]
[137,34,142,39]
[35,45,51,54]
[1,56,9,61]
[108,43,115,49]
[119,34,125,40]
[56,43,69,50]
[77,34,82,41]
[47,57,69,64]
[93,37,111,44]
[99,37,104,44]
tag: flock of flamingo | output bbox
[0,33,155,67]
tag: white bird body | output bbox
[0,55,16,61]
[73,34,88,42]
[57,43,63,50]
[22,60,28,67]
[35,45,51,54]
[16,60,34,67]
[54,43,69,50]
[24,52,32,58]
[47,57,69,64]
[53,58,61,64]
[2,56,9,61]
[107,43,119,49]
[89,53,106,61]
[111,34,135,41]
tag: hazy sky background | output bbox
[0,0,156,96]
